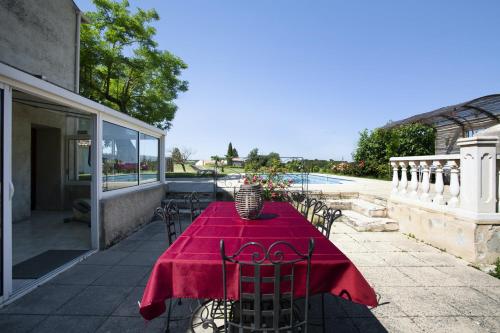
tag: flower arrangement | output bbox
[243,172,294,201]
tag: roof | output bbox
[383,94,500,130]
[0,62,166,137]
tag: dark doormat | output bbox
[13,250,88,279]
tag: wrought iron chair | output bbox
[220,239,315,332]
[289,192,307,210]
[300,197,317,220]
[314,208,342,239]
[156,200,197,332]
[156,199,182,246]
[184,191,202,223]
[310,201,327,224]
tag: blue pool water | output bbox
[103,173,158,182]
[265,173,350,185]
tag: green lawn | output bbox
[172,163,196,173]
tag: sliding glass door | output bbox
[0,83,12,301]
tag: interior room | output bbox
[11,90,92,290]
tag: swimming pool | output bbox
[266,173,350,185]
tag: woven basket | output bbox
[235,184,264,220]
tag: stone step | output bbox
[326,199,387,218]
[338,210,398,232]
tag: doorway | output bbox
[10,91,92,292]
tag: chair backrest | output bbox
[290,192,306,209]
[310,200,327,224]
[155,199,181,245]
[185,192,202,221]
[301,197,317,219]
[220,239,314,332]
[314,208,342,239]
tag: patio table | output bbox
[139,201,378,320]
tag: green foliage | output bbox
[171,147,192,172]
[490,258,500,279]
[349,123,435,179]
[226,142,237,165]
[211,155,224,172]
[244,149,282,172]
[80,0,188,129]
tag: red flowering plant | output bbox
[243,167,294,201]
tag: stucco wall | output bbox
[12,102,66,221]
[99,184,166,248]
[0,0,78,91]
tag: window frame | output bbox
[101,120,162,194]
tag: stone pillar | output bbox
[399,161,408,195]
[391,161,399,194]
[409,161,419,198]
[448,160,460,208]
[433,160,445,205]
[457,136,498,213]
[420,161,431,202]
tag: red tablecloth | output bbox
[139,202,377,320]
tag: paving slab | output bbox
[35,315,107,333]
[0,314,46,332]
[377,316,424,333]
[397,266,463,287]
[96,316,166,333]
[375,286,462,317]
[428,286,500,316]
[0,284,86,315]
[91,265,150,287]
[1,212,499,333]
[48,264,111,286]
[412,316,490,333]
[357,266,417,287]
[56,285,133,316]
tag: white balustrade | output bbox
[390,133,499,215]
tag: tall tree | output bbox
[226,142,234,166]
[171,147,192,172]
[80,0,188,130]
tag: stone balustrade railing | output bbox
[389,154,460,207]
[390,136,499,214]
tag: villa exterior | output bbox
[0,0,166,304]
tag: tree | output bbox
[232,148,239,157]
[171,147,192,172]
[211,155,224,172]
[352,123,435,178]
[226,142,234,166]
[80,0,188,130]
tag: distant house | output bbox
[232,157,245,167]
[384,94,500,154]
[0,0,166,303]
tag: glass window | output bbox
[102,122,139,191]
[139,133,160,184]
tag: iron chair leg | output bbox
[165,298,173,333]
[321,293,325,333]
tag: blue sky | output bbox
[75,0,500,160]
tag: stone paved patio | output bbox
[0,217,499,332]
